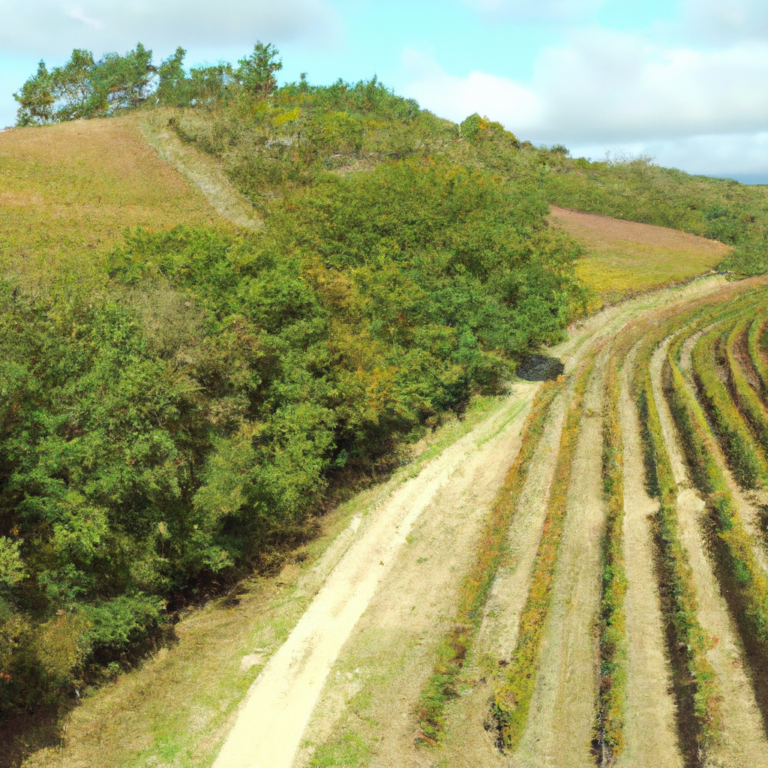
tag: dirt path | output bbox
[212,384,536,768]
[297,381,545,768]
[510,351,607,768]
[212,277,737,768]
[137,111,260,231]
[617,354,682,768]
[651,338,768,768]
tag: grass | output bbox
[666,305,768,660]
[13,391,510,768]
[549,206,729,306]
[0,115,223,293]
[593,330,637,762]
[725,314,768,457]
[491,358,596,752]
[748,313,768,393]
[413,379,564,746]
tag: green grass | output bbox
[0,116,222,292]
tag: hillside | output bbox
[3,42,768,768]
[0,116,224,290]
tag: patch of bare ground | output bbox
[617,350,683,768]
[550,207,731,258]
[549,206,730,303]
[507,348,607,768]
[137,110,260,230]
[651,338,768,768]
[436,378,573,767]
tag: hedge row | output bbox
[690,319,768,489]
[631,319,722,753]
[748,312,768,394]
[491,357,596,752]
[725,315,768,457]
[666,330,768,657]
[594,328,641,762]
[414,377,565,745]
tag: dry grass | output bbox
[0,116,223,291]
[549,206,730,304]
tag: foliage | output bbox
[491,358,595,751]
[666,311,768,661]
[541,154,768,278]
[724,315,768,457]
[690,320,768,488]
[0,157,584,715]
[14,45,156,125]
[748,313,768,392]
[631,316,722,755]
[594,334,633,761]
[414,379,563,746]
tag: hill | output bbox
[2,42,768,762]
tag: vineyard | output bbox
[282,275,768,768]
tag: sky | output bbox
[2,0,768,182]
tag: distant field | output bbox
[549,205,731,304]
[0,117,221,290]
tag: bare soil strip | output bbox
[651,339,768,768]
[137,111,260,230]
[297,383,540,768]
[509,352,607,767]
[617,355,682,768]
[436,382,573,766]
[212,384,536,768]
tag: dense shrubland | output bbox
[1,63,584,716]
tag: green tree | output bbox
[235,42,282,97]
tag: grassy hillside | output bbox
[550,205,730,304]
[0,116,223,291]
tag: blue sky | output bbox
[2,0,768,181]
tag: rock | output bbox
[516,354,565,382]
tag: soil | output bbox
[549,207,731,260]
[213,384,537,768]
[137,110,260,231]
[509,350,607,768]
[651,338,768,768]
[617,352,682,768]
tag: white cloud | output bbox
[571,133,768,178]
[0,0,341,57]
[462,0,605,22]
[683,0,768,43]
[402,49,542,135]
[404,29,768,145]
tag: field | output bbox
[0,116,223,290]
[549,205,730,304]
[4,108,768,768]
